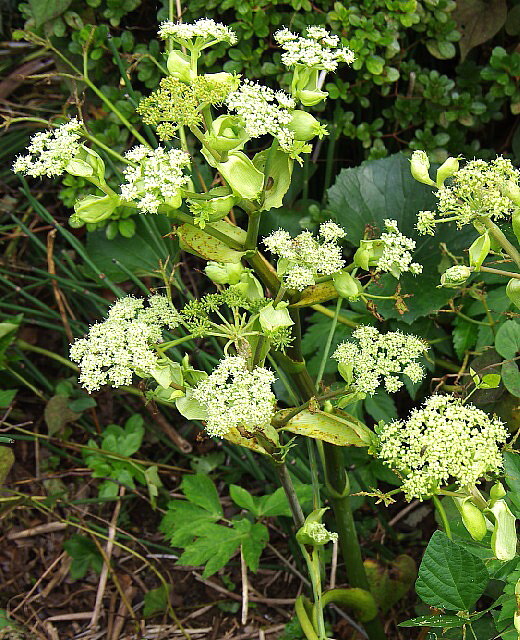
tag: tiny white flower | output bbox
[158,19,237,45]
[274,26,354,71]
[13,118,83,178]
[192,356,276,438]
[377,395,507,500]
[120,146,191,213]
[333,326,427,394]
[376,219,423,277]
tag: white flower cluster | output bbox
[305,522,338,545]
[158,19,237,45]
[377,395,507,500]
[12,119,83,178]
[436,156,519,227]
[376,219,423,277]
[333,325,427,394]
[192,356,276,438]
[274,26,354,71]
[263,222,346,290]
[70,296,180,392]
[120,146,191,213]
[226,80,295,151]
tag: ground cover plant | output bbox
[3,3,520,640]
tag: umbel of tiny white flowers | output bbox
[157,18,237,48]
[12,119,83,178]
[354,219,422,278]
[377,395,507,501]
[70,296,180,392]
[263,222,346,291]
[333,325,427,395]
[120,146,191,214]
[414,155,520,234]
[191,356,276,438]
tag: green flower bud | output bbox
[166,50,194,83]
[259,301,294,332]
[333,271,363,300]
[353,240,382,271]
[232,272,264,300]
[296,508,338,547]
[490,481,507,505]
[73,193,120,224]
[288,110,327,141]
[453,497,487,541]
[489,499,517,561]
[502,180,520,207]
[435,156,459,187]
[353,246,371,271]
[201,149,264,200]
[439,265,472,288]
[506,278,520,310]
[468,232,490,270]
[410,150,435,187]
[292,67,328,106]
[205,261,244,285]
[513,208,520,245]
[204,115,249,152]
[66,146,106,184]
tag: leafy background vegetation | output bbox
[2,0,520,638]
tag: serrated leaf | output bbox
[176,522,242,578]
[143,584,171,617]
[28,0,73,27]
[44,395,81,436]
[230,485,258,515]
[238,520,268,572]
[181,474,223,516]
[327,154,475,323]
[0,390,16,408]
[495,320,520,359]
[160,501,221,547]
[453,317,478,360]
[364,390,397,423]
[416,531,488,611]
[63,534,103,581]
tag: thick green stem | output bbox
[480,216,520,269]
[321,443,387,640]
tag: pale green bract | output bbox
[377,395,507,500]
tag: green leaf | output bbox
[453,316,478,360]
[505,449,520,481]
[181,474,223,517]
[495,320,520,359]
[0,447,14,485]
[237,520,268,572]
[280,408,374,447]
[28,0,73,27]
[501,361,520,397]
[230,485,258,515]
[44,395,81,436]
[399,614,473,628]
[86,215,177,283]
[327,154,475,323]
[176,522,242,578]
[143,584,171,617]
[160,501,221,547]
[453,0,507,62]
[230,484,311,518]
[415,531,489,611]
[63,534,103,581]
[364,390,397,423]
[0,390,16,408]
[67,396,97,412]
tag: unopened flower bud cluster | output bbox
[120,146,191,213]
[263,222,346,290]
[226,80,296,152]
[376,219,422,276]
[192,356,276,438]
[305,522,338,545]
[158,18,237,45]
[377,395,507,500]
[70,296,180,392]
[274,27,354,71]
[13,119,83,178]
[333,326,427,394]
